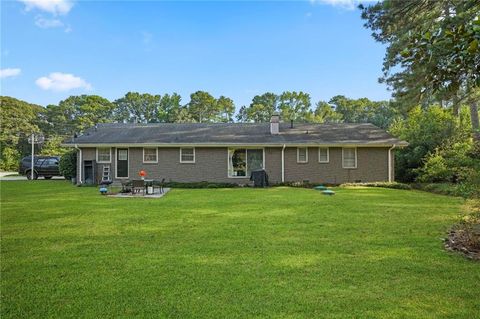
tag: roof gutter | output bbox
[388,144,396,182]
[75,144,82,184]
[65,142,408,148]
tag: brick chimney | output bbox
[270,114,280,135]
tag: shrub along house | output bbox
[64,115,408,185]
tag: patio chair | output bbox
[154,178,166,194]
[159,178,165,194]
[121,180,132,193]
[132,179,145,196]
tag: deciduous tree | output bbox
[237,93,279,122]
[186,91,217,123]
[278,91,312,122]
[312,101,343,123]
[53,95,115,133]
[361,0,480,140]
[113,92,161,123]
[0,96,43,170]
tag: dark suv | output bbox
[19,156,62,180]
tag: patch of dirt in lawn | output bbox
[445,228,480,260]
[444,199,480,261]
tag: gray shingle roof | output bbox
[65,122,408,146]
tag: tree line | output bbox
[1,91,399,147]
[42,90,399,136]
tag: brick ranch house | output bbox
[65,115,408,185]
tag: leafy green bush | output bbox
[272,181,322,188]
[389,105,471,182]
[59,150,77,179]
[340,182,411,190]
[411,137,480,197]
[40,135,69,156]
[413,183,480,199]
[415,151,452,183]
[0,147,20,171]
[162,181,238,188]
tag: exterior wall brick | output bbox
[77,147,116,184]
[127,147,251,183]
[78,146,392,185]
[265,147,282,183]
[283,147,389,184]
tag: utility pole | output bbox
[28,133,43,180]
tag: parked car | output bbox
[18,156,62,180]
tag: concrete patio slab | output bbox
[107,188,171,198]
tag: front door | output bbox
[116,148,128,178]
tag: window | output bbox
[143,148,158,163]
[342,147,357,169]
[102,165,110,181]
[180,148,195,163]
[247,149,263,175]
[96,147,111,163]
[44,158,58,166]
[118,149,128,161]
[318,147,329,163]
[297,147,308,163]
[228,148,264,177]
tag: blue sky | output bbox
[1,0,387,111]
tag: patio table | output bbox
[144,179,154,195]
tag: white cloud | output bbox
[35,72,92,91]
[19,0,74,15]
[0,68,22,79]
[34,16,64,28]
[19,1,74,31]
[309,0,376,10]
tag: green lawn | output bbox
[1,181,479,318]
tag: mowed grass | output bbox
[1,181,479,318]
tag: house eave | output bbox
[62,142,408,148]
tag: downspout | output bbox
[388,144,396,182]
[75,144,82,184]
[281,144,286,183]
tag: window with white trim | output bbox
[342,147,357,169]
[143,148,158,163]
[180,148,195,163]
[297,147,308,163]
[318,147,329,163]
[228,148,264,177]
[102,165,110,181]
[97,147,111,163]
